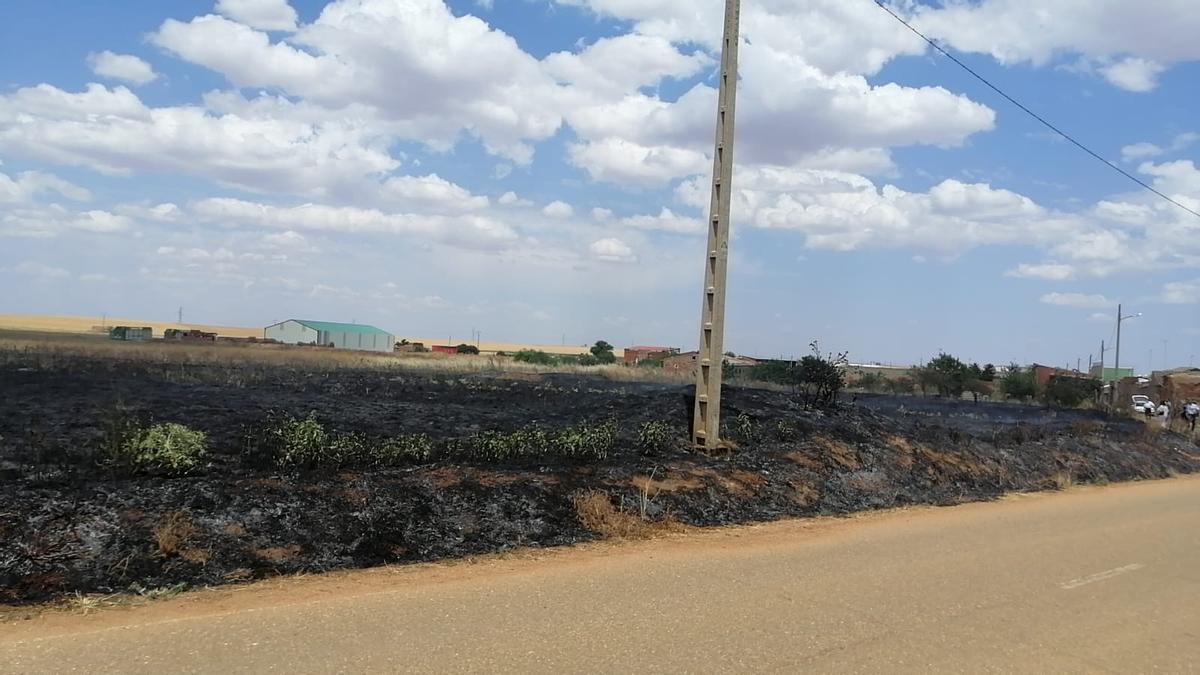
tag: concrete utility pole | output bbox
[693,0,741,450]
[1115,304,1142,383]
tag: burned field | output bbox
[2,347,1199,604]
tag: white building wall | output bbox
[265,321,318,345]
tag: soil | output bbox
[2,353,1198,604]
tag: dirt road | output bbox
[3,477,1198,673]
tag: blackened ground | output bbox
[2,357,1198,604]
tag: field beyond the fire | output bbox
[2,334,1198,605]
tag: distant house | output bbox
[1032,364,1095,389]
[264,320,394,353]
[623,345,679,365]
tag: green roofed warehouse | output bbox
[264,320,395,353]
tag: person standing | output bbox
[1158,401,1171,429]
[1185,401,1200,432]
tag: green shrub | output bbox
[375,434,436,465]
[456,343,480,355]
[554,419,617,460]
[513,349,556,365]
[112,423,207,474]
[271,412,330,469]
[636,421,676,455]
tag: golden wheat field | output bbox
[0,315,620,358]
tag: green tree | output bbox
[590,340,616,364]
[888,376,916,395]
[981,364,997,382]
[513,349,555,365]
[456,343,480,355]
[926,353,970,398]
[1042,375,1100,408]
[854,371,887,392]
[794,342,847,408]
[1000,364,1037,401]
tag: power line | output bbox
[871,0,1200,221]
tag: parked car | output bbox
[1131,395,1156,415]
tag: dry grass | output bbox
[0,331,690,384]
[1051,471,1075,490]
[814,436,862,470]
[571,489,679,539]
[152,511,199,557]
[884,435,918,470]
[630,473,704,494]
[0,314,260,338]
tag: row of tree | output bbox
[851,353,1099,408]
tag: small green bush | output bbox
[375,434,436,465]
[636,421,675,455]
[272,413,330,469]
[512,349,556,365]
[112,423,206,474]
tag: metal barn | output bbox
[264,320,395,353]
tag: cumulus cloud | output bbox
[542,201,574,219]
[589,237,636,262]
[153,0,564,163]
[189,197,518,250]
[912,1,1200,91]
[674,167,1074,254]
[215,0,299,31]
[1040,292,1113,309]
[86,51,158,85]
[1099,57,1166,92]
[0,169,91,204]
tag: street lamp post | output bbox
[1114,303,1142,394]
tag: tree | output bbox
[964,378,993,403]
[888,376,916,395]
[910,365,940,396]
[854,371,887,392]
[1043,375,1100,408]
[590,340,616,364]
[981,364,997,382]
[926,353,970,398]
[456,344,479,355]
[794,342,847,408]
[1000,364,1037,401]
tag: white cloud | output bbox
[86,51,158,86]
[80,273,111,283]
[215,0,299,31]
[0,169,91,203]
[912,1,1200,91]
[1121,142,1163,162]
[589,237,636,262]
[590,207,612,221]
[1,204,133,238]
[1006,263,1076,280]
[542,201,574,219]
[497,191,532,207]
[1160,279,1200,304]
[1099,57,1165,93]
[0,84,399,197]
[153,1,564,163]
[1088,312,1114,323]
[618,207,702,234]
[1040,292,1113,309]
[676,167,1073,255]
[189,197,518,250]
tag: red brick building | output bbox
[623,345,678,365]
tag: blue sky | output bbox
[2,0,1199,372]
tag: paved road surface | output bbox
[3,477,1198,673]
